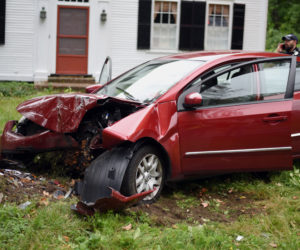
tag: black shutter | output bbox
[137,0,152,49]
[231,4,245,50]
[179,1,206,51]
[0,0,6,44]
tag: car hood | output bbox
[17,93,108,133]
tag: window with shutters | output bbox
[151,0,179,50]
[137,0,245,51]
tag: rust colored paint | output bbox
[16,94,102,133]
[56,6,89,74]
[72,188,154,216]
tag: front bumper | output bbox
[1,120,79,156]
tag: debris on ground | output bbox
[0,168,74,204]
[72,188,154,216]
[19,201,31,210]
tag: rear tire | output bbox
[121,145,165,203]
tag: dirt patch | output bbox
[129,185,265,226]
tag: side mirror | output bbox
[183,92,203,109]
[85,84,103,93]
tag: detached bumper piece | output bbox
[1,120,79,154]
[72,188,154,216]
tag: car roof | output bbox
[160,51,289,62]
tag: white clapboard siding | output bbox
[0,0,36,81]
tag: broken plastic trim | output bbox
[72,188,154,216]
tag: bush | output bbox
[0,82,35,97]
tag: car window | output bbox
[295,62,300,91]
[258,60,290,100]
[200,64,257,106]
[97,60,204,104]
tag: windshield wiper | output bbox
[116,86,141,103]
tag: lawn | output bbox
[0,82,299,249]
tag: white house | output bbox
[0,0,268,83]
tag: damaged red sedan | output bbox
[1,51,300,206]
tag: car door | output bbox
[177,57,295,175]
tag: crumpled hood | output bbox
[17,93,107,133]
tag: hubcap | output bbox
[135,153,163,200]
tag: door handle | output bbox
[263,115,288,122]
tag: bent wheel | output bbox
[122,145,165,203]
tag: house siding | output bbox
[0,0,268,82]
[0,0,36,81]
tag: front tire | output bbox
[121,145,165,203]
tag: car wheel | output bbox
[122,145,165,203]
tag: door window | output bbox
[200,64,257,106]
[258,60,290,100]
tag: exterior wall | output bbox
[110,0,269,77]
[0,0,36,81]
[0,0,268,82]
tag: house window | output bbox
[152,1,178,50]
[137,1,245,51]
[206,4,230,50]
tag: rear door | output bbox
[177,57,295,175]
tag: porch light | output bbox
[101,9,107,23]
[40,7,47,19]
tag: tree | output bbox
[266,0,300,50]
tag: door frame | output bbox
[56,5,89,75]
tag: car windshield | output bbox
[97,59,204,103]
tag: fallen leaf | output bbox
[215,199,223,203]
[201,188,208,193]
[70,179,76,186]
[292,196,298,200]
[269,243,277,248]
[239,196,246,199]
[297,232,300,236]
[43,191,50,197]
[275,183,282,187]
[0,193,3,203]
[201,202,209,208]
[63,236,70,242]
[172,225,178,229]
[39,198,49,206]
[122,224,132,231]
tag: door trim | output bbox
[185,146,292,156]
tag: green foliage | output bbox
[0,82,36,97]
[266,0,300,50]
[289,167,300,188]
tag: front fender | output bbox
[79,145,134,204]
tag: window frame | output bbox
[177,56,296,112]
[204,0,233,50]
[150,0,181,51]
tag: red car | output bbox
[1,51,300,205]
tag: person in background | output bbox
[276,34,299,56]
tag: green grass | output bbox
[0,171,299,249]
[0,84,299,249]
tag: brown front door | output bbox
[56,6,89,75]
